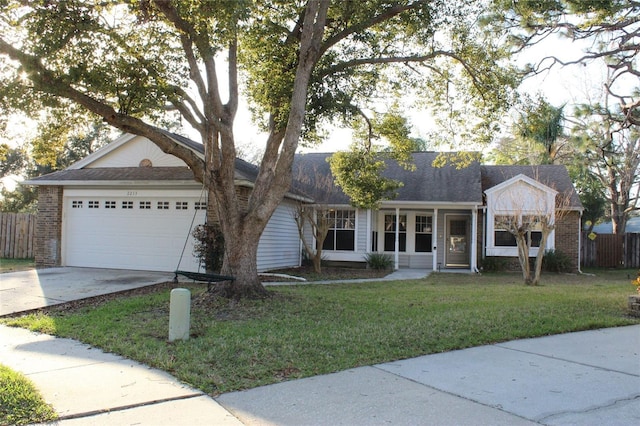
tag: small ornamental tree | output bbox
[292,162,341,273]
[493,186,574,285]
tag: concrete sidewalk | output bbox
[0,324,242,425]
[1,324,638,425]
[219,325,640,426]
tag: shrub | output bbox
[364,253,393,270]
[480,257,508,272]
[543,249,571,273]
[192,223,225,272]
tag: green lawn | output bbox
[0,364,57,425]
[3,269,638,396]
[0,258,35,273]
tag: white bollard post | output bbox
[169,288,191,342]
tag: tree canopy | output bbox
[1,0,518,298]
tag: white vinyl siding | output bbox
[257,201,301,271]
[356,209,367,252]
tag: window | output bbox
[139,201,151,209]
[321,209,355,251]
[122,201,133,209]
[415,215,433,252]
[384,214,406,252]
[195,201,207,210]
[494,215,542,247]
[176,201,188,210]
[105,201,116,209]
[71,200,83,208]
[157,201,169,210]
[88,201,99,209]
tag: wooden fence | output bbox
[0,212,36,259]
[581,232,640,268]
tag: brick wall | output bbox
[34,186,63,268]
[554,210,581,272]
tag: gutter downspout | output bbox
[471,206,478,272]
[481,206,487,268]
[578,210,583,274]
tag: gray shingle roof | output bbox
[26,126,583,211]
[162,130,260,182]
[481,165,583,209]
[292,152,484,204]
[26,167,197,183]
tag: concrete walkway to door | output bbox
[0,267,172,317]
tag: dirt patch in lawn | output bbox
[260,265,390,282]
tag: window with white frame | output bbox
[321,209,355,251]
[415,215,433,252]
[494,215,542,248]
[384,214,406,252]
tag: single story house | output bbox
[26,132,583,273]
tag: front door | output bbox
[446,215,470,268]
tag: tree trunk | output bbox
[312,251,322,273]
[213,226,270,300]
[515,233,532,284]
[530,228,551,286]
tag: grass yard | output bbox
[0,258,34,273]
[2,269,638,396]
[0,364,57,425]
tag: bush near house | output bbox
[364,252,394,270]
[542,249,572,273]
[480,257,509,272]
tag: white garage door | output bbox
[63,189,206,272]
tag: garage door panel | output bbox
[64,195,205,272]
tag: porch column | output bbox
[394,207,400,270]
[471,207,478,272]
[366,209,372,253]
[432,208,438,271]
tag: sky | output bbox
[230,35,613,156]
[0,33,619,191]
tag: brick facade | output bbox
[477,209,582,273]
[554,211,581,272]
[34,186,63,268]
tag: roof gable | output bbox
[484,173,557,197]
[25,131,263,187]
[482,165,583,210]
[70,134,188,169]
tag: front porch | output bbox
[370,207,481,271]
[314,205,483,272]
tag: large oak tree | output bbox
[1,1,515,299]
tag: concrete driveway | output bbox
[0,267,173,316]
